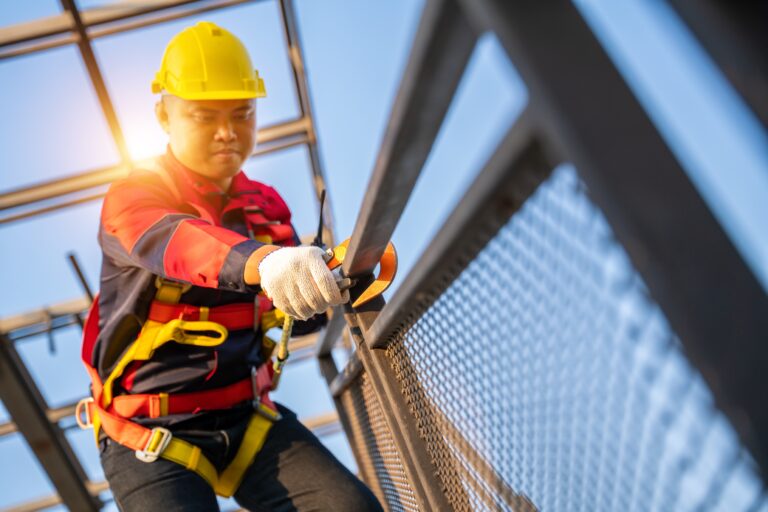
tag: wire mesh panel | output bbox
[383,165,768,511]
[339,370,420,511]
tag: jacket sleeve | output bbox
[99,171,278,292]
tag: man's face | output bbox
[157,95,256,184]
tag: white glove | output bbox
[258,246,350,320]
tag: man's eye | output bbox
[194,115,214,123]
[234,111,254,121]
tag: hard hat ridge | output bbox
[152,21,266,100]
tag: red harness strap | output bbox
[110,377,253,419]
[148,301,266,330]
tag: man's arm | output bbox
[100,171,278,292]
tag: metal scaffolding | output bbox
[0,1,336,510]
[1,0,767,510]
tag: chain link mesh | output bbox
[380,165,768,511]
[339,370,420,511]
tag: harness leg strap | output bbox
[214,414,274,497]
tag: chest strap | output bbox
[148,301,261,330]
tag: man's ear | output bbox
[155,99,170,134]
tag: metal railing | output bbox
[316,0,768,510]
[1,0,767,510]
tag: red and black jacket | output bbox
[91,148,307,427]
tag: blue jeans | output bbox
[100,405,382,511]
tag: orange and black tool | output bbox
[314,189,397,308]
[272,190,397,388]
[324,238,397,308]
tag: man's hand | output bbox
[255,246,350,320]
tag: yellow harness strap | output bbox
[95,278,278,497]
[101,318,228,407]
[154,276,191,303]
[139,413,273,497]
[214,413,273,496]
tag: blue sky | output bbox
[0,0,766,509]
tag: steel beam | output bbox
[0,1,253,47]
[329,351,363,398]
[666,0,768,131]
[278,0,336,246]
[0,1,262,60]
[0,335,99,511]
[0,131,302,223]
[0,297,89,335]
[0,118,308,209]
[365,110,554,348]
[1,481,109,512]
[460,0,768,476]
[0,118,311,225]
[88,0,255,40]
[315,306,347,358]
[0,0,200,49]
[342,0,477,277]
[60,0,131,165]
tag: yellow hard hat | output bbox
[152,22,266,100]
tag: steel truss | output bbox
[0,0,766,510]
[0,1,336,510]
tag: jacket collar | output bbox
[161,146,253,211]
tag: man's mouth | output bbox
[213,148,239,156]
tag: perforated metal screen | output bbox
[340,371,420,511]
[368,165,768,511]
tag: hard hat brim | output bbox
[169,89,267,101]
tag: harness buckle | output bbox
[75,397,94,430]
[136,427,172,463]
[251,366,281,421]
[254,400,282,421]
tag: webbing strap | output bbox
[154,277,190,304]
[160,437,219,488]
[93,396,274,497]
[101,319,228,406]
[80,278,279,496]
[110,378,252,419]
[214,414,273,497]
[148,301,257,330]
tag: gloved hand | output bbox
[257,246,349,320]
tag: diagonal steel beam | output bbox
[0,335,99,511]
[60,0,131,164]
[0,0,201,49]
[342,0,477,278]
[0,117,311,225]
[0,1,261,61]
[278,0,337,247]
[666,0,768,131]
[364,109,555,349]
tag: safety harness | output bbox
[77,278,289,497]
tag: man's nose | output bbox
[214,120,236,141]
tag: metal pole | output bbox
[60,0,131,165]
[0,335,99,511]
[342,0,477,278]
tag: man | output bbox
[82,21,382,511]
